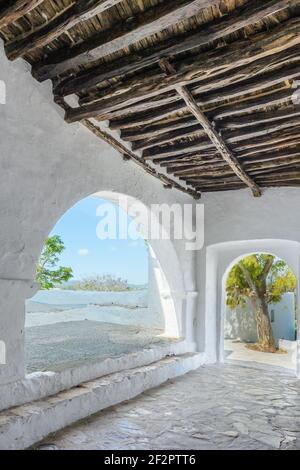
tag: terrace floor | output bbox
[35,363,300,450]
[25,320,171,373]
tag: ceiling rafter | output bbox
[0,0,44,29]
[1,0,300,195]
[53,0,294,97]
[158,59,261,197]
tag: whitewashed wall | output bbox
[0,44,197,388]
[197,190,300,374]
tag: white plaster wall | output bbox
[225,301,257,343]
[197,189,300,375]
[269,293,296,342]
[0,45,196,388]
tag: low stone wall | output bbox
[0,340,196,412]
[27,289,148,310]
[25,289,165,330]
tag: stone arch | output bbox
[31,190,186,338]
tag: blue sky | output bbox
[49,196,148,285]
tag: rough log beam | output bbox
[81,120,201,200]
[159,59,261,197]
[132,107,300,152]
[64,18,300,123]
[5,0,124,60]
[256,171,300,181]
[156,129,300,166]
[32,0,219,81]
[120,83,295,140]
[172,153,300,177]
[0,0,44,29]
[85,49,299,122]
[52,0,295,96]
[113,81,295,130]
[144,117,300,160]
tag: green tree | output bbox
[36,235,73,290]
[226,254,296,352]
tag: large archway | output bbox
[25,191,186,373]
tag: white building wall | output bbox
[196,190,300,372]
[0,44,197,389]
[269,293,296,342]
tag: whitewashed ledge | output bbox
[0,340,199,412]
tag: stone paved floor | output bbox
[36,363,300,450]
[225,340,296,371]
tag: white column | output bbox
[0,279,37,385]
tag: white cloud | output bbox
[78,248,89,256]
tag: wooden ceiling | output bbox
[1,0,300,198]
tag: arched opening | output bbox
[222,252,298,372]
[25,192,183,374]
[204,239,300,375]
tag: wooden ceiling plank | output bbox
[172,153,300,178]
[132,107,300,151]
[52,0,294,96]
[159,59,261,197]
[5,0,124,60]
[112,81,295,130]
[64,18,300,123]
[82,119,201,199]
[32,0,219,81]
[116,58,300,132]
[81,47,299,121]
[143,117,300,160]
[0,0,44,29]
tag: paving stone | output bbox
[35,363,300,450]
[221,431,239,438]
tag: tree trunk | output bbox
[252,296,276,352]
[238,255,277,353]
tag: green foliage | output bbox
[226,254,296,310]
[36,235,73,290]
[70,274,132,292]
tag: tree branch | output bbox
[259,255,274,282]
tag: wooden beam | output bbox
[159,59,261,197]
[172,152,300,178]
[112,81,295,130]
[5,1,123,60]
[0,0,44,29]
[159,128,300,165]
[32,0,219,81]
[144,117,300,160]
[112,53,299,131]
[132,106,300,151]
[81,120,201,199]
[64,18,300,123]
[79,47,298,119]
[255,170,300,181]
[53,0,294,96]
